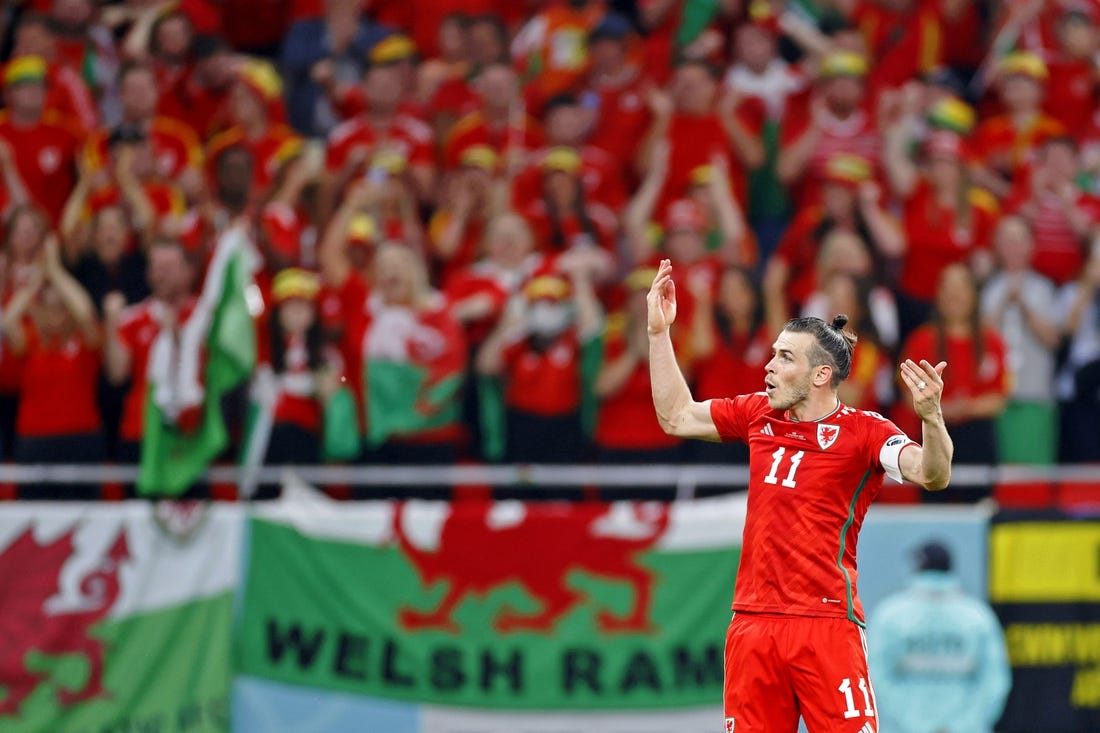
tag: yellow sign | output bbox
[990,523,1100,602]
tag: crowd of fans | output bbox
[0,0,1099,499]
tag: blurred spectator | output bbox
[0,55,80,222]
[897,264,1009,501]
[419,14,479,145]
[779,51,881,209]
[819,272,893,411]
[280,0,392,136]
[322,49,436,214]
[206,59,304,201]
[83,62,205,202]
[252,268,340,466]
[518,146,619,261]
[476,251,603,463]
[2,236,102,479]
[581,13,649,182]
[179,144,256,258]
[65,203,149,313]
[12,12,98,135]
[688,264,770,463]
[883,125,998,337]
[346,244,466,463]
[868,541,1011,733]
[981,216,1060,465]
[42,0,119,115]
[724,3,803,259]
[171,34,238,140]
[1042,6,1099,135]
[638,0,729,84]
[851,0,943,95]
[938,0,987,79]
[1004,136,1100,287]
[318,182,377,334]
[103,238,198,463]
[0,137,30,217]
[640,59,764,215]
[443,62,544,173]
[764,153,900,326]
[592,264,682,463]
[511,0,605,112]
[1052,239,1100,463]
[971,52,1065,198]
[445,212,539,459]
[800,228,899,351]
[514,93,626,211]
[429,145,506,283]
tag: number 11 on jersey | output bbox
[763,447,804,488]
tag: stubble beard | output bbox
[768,375,812,411]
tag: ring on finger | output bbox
[917,380,927,390]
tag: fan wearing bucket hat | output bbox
[971,52,1066,198]
[475,255,602,464]
[764,152,901,321]
[317,184,383,334]
[252,267,340,468]
[322,45,436,211]
[518,145,618,267]
[206,59,304,199]
[10,13,98,136]
[590,262,683,464]
[867,541,1010,733]
[428,144,501,284]
[0,55,80,222]
[511,93,625,212]
[778,50,880,209]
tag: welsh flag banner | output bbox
[139,227,257,496]
[362,300,465,448]
[233,486,745,732]
[0,502,243,733]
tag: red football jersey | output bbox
[710,393,916,624]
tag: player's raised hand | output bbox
[900,359,947,422]
[647,259,677,335]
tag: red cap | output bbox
[663,199,706,232]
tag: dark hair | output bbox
[931,265,984,367]
[783,315,858,388]
[268,304,325,374]
[543,92,579,114]
[543,173,598,253]
[714,266,764,347]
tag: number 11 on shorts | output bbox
[838,677,874,719]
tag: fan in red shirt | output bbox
[581,14,650,184]
[852,0,943,95]
[323,51,436,209]
[640,59,764,215]
[1003,135,1100,286]
[2,237,103,492]
[897,264,1008,502]
[0,56,81,223]
[428,145,501,284]
[205,59,304,203]
[647,258,954,733]
[11,13,99,136]
[442,62,545,172]
[255,268,342,466]
[778,51,882,210]
[317,187,378,337]
[592,265,682,462]
[475,252,604,464]
[83,63,206,203]
[103,239,199,463]
[1042,8,1100,134]
[883,127,999,334]
[971,52,1066,198]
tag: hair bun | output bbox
[831,314,850,330]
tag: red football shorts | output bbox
[723,612,878,733]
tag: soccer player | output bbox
[646,258,953,733]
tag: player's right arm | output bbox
[647,259,721,441]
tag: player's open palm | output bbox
[900,358,947,422]
[647,259,677,335]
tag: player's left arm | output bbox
[897,358,953,491]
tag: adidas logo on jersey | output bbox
[760,424,774,436]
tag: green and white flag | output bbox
[139,227,257,496]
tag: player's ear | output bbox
[814,364,832,387]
